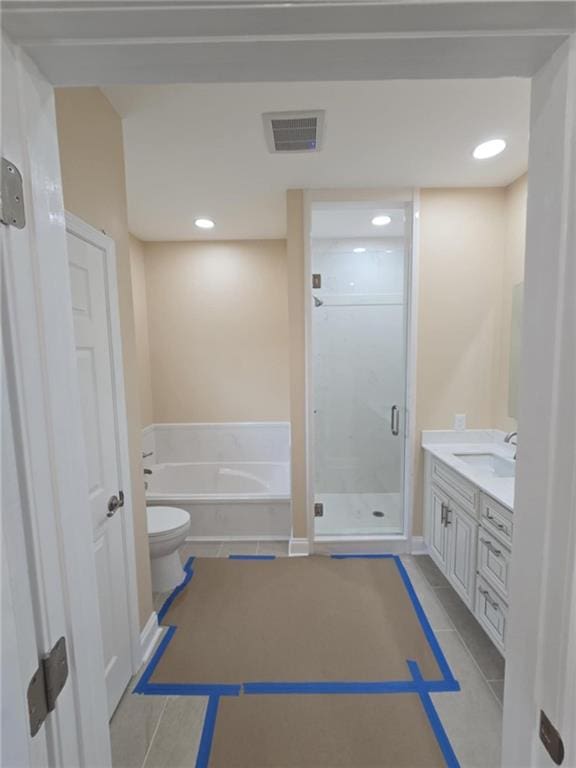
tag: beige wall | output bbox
[130,234,154,428]
[55,88,153,629]
[412,187,508,535]
[141,239,290,424]
[286,191,308,539]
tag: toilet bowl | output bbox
[147,506,191,593]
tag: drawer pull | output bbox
[480,538,502,557]
[485,512,508,532]
[480,588,499,610]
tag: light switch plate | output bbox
[454,414,467,431]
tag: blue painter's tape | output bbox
[408,661,460,768]
[157,556,195,624]
[133,625,177,694]
[228,554,276,560]
[393,556,458,688]
[244,680,416,695]
[195,695,220,768]
[331,553,395,559]
[144,682,241,696]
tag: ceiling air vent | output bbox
[263,110,325,153]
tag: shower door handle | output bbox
[391,405,400,436]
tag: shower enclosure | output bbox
[309,198,412,539]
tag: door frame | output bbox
[1,34,111,766]
[3,7,576,766]
[65,211,142,678]
[303,188,419,553]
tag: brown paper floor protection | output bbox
[151,556,443,685]
[209,693,446,767]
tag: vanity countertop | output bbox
[422,430,515,511]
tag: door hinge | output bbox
[1,158,26,229]
[312,273,322,289]
[314,502,324,518]
[27,636,69,737]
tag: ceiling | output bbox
[103,79,530,241]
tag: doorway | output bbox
[66,212,140,717]
[309,197,413,540]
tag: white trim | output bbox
[313,536,410,556]
[152,421,290,428]
[186,535,289,543]
[411,536,428,555]
[1,37,110,766]
[303,190,417,550]
[140,613,163,665]
[65,212,142,676]
[403,190,420,551]
[289,538,310,557]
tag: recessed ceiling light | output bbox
[353,247,366,253]
[372,215,391,227]
[194,217,215,229]
[473,139,506,160]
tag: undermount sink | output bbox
[453,452,516,478]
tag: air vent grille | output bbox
[263,111,324,153]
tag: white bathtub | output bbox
[146,460,291,540]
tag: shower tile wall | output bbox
[312,238,406,498]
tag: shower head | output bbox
[313,295,324,307]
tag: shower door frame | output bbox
[303,188,420,553]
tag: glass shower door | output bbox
[311,200,409,537]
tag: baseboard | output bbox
[185,535,290,543]
[411,536,428,555]
[289,538,310,556]
[313,536,410,555]
[140,611,163,665]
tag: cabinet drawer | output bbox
[478,528,511,601]
[479,493,513,546]
[475,575,507,654]
[431,458,479,517]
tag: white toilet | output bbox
[147,506,191,593]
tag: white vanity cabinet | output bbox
[423,453,513,656]
[424,457,478,609]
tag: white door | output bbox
[66,215,133,716]
[1,33,110,766]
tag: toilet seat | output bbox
[147,506,190,538]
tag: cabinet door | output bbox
[446,502,477,609]
[428,486,449,571]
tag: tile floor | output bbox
[111,545,504,768]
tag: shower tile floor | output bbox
[314,492,403,536]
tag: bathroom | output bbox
[2,11,574,768]
[50,77,531,765]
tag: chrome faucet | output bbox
[504,431,518,459]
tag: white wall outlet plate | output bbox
[454,413,467,431]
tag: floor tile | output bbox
[110,688,167,768]
[412,554,452,588]
[432,631,502,767]
[180,541,222,559]
[218,541,260,557]
[434,586,505,681]
[400,559,454,631]
[488,679,505,704]
[142,696,207,768]
[257,540,289,556]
